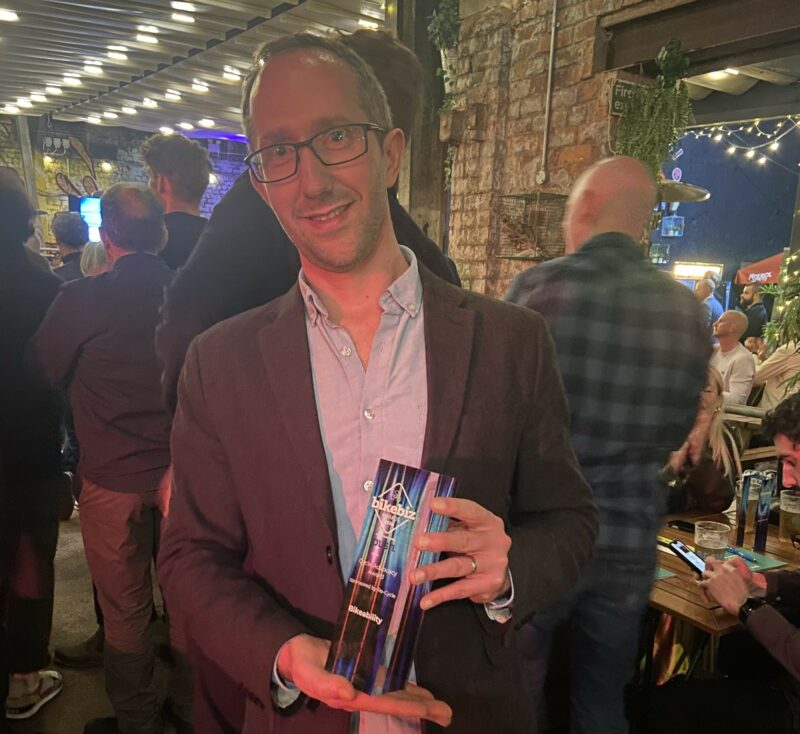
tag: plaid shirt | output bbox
[507,233,710,550]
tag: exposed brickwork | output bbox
[448,0,630,296]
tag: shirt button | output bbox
[364,408,375,420]
[340,346,352,357]
[364,480,374,492]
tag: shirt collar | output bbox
[579,232,643,259]
[299,245,422,326]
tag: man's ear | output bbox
[382,128,405,189]
[99,227,112,251]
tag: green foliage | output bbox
[615,39,693,179]
[428,0,460,51]
[763,254,800,348]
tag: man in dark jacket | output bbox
[155,30,459,415]
[0,179,64,724]
[52,211,89,282]
[739,283,769,342]
[141,132,212,270]
[30,184,189,734]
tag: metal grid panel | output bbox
[493,193,567,262]
[0,0,387,136]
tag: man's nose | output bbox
[296,145,334,197]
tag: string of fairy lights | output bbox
[683,115,800,176]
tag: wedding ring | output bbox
[465,555,478,576]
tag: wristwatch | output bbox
[738,597,767,625]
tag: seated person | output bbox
[710,310,756,405]
[752,340,800,411]
[649,393,800,734]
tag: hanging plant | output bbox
[763,256,800,393]
[427,0,460,51]
[614,39,693,179]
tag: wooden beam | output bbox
[599,0,800,73]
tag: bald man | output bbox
[711,310,756,405]
[507,157,710,734]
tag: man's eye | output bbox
[272,145,289,158]
[328,128,348,144]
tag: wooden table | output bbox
[632,512,800,733]
[651,511,800,635]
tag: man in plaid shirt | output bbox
[507,157,710,734]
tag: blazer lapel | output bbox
[257,286,339,547]
[420,270,475,475]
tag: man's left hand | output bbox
[699,557,750,615]
[411,497,511,610]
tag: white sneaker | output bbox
[5,669,64,719]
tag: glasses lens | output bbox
[260,144,297,182]
[312,125,367,165]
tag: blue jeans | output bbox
[519,549,656,734]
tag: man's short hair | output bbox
[101,183,165,253]
[241,33,393,144]
[52,211,89,249]
[0,177,35,247]
[763,393,800,444]
[140,133,212,205]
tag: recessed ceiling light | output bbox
[137,25,158,33]
[121,106,137,115]
[62,76,82,86]
[172,12,194,22]
[708,70,728,81]
[165,89,181,101]
[159,126,174,135]
[4,104,19,113]
[171,1,196,10]
[191,80,208,92]
[103,111,118,119]
[108,51,128,61]
[724,68,740,75]
[84,65,103,75]
[16,98,32,108]
[108,45,128,52]
[30,93,47,103]
[87,115,102,124]
[45,86,62,95]
[198,118,214,127]
[178,122,194,130]
[222,71,241,81]
[0,9,19,22]
[142,97,157,108]
[85,59,103,66]
[136,34,158,44]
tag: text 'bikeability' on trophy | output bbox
[325,459,457,694]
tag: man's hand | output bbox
[411,497,511,610]
[714,555,768,597]
[699,557,751,615]
[277,635,452,726]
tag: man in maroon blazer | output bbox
[158,34,597,734]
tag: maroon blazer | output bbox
[158,269,597,733]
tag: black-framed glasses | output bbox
[245,123,385,184]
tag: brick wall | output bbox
[449,0,632,296]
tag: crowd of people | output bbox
[2,27,800,734]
